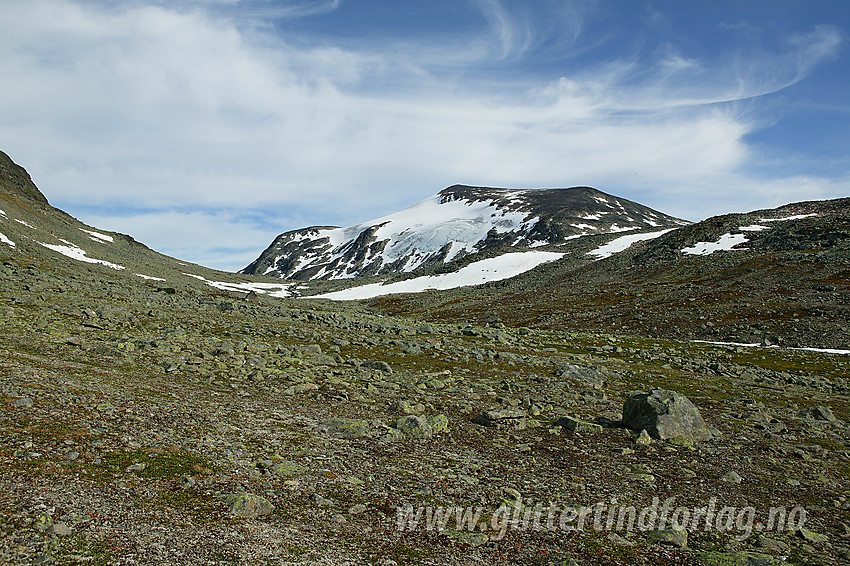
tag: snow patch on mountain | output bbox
[184,273,296,298]
[588,229,676,260]
[301,194,535,278]
[681,233,750,255]
[0,231,14,247]
[311,251,564,301]
[38,241,125,269]
[761,213,818,222]
[81,228,114,243]
[134,273,166,281]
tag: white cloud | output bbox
[0,0,845,271]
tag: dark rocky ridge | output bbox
[0,150,49,206]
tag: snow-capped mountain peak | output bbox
[242,185,687,280]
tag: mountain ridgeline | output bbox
[241,185,688,280]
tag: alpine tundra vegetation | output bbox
[0,150,848,565]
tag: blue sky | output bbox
[1,0,847,271]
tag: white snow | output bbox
[739,224,769,232]
[15,219,34,229]
[607,224,639,233]
[81,228,114,243]
[0,231,14,247]
[38,242,125,270]
[183,274,296,298]
[572,223,595,231]
[310,251,564,301]
[681,233,749,256]
[760,213,817,222]
[0,208,6,218]
[693,340,849,356]
[134,273,166,281]
[277,193,541,279]
[587,229,675,260]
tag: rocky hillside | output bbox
[368,198,850,350]
[241,185,687,280]
[0,151,303,301]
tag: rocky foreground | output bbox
[1,255,848,565]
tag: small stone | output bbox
[348,504,367,515]
[49,522,72,536]
[755,534,790,554]
[309,493,335,508]
[635,429,653,445]
[426,414,449,435]
[126,463,147,472]
[316,418,370,438]
[363,360,392,373]
[720,471,742,484]
[555,416,603,434]
[607,533,634,546]
[798,405,839,423]
[648,524,687,548]
[270,461,307,477]
[796,527,828,544]
[394,415,433,439]
[65,451,79,461]
[12,397,33,407]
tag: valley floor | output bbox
[1,257,848,566]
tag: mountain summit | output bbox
[242,185,687,280]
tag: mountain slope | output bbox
[367,198,850,349]
[0,151,297,299]
[242,185,687,280]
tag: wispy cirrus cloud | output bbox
[0,0,845,270]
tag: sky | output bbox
[1,0,848,272]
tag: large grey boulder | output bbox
[622,388,712,442]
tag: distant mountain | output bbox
[242,184,688,280]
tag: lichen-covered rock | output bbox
[622,388,712,442]
[316,418,371,438]
[226,494,275,518]
[426,414,449,435]
[472,409,527,430]
[395,415,432,439]
[647,524,687,548]
[269,461,307,478]
[798,405,839,423]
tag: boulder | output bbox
[622,388,712,442]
